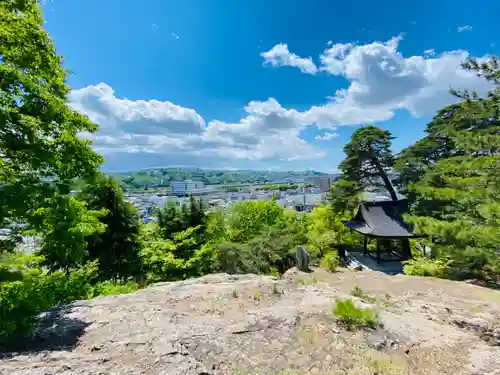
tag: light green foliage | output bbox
[0,0,103,255]
[227,201,284,242]
[93,281,141,296]
[139,235,186,282]
[320,251,339,273]
[269,267,281,278]
[141,200,310,280]
[296,277,318,285]
[0,252,44,281]
[403,258,450,278]
[332,299,379,328]
[0,261,98,346]
[34,196,106,272]
[306,205,359,257]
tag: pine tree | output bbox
[395,57,500,201]
[329,125,398,213]
[405,57,500,280]
[79,175,143,281]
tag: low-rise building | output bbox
[171,180,205,196]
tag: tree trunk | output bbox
[371,157,398,201]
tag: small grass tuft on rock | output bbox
[350,285,377,303]
[332,298,379,328]
[320,251,340,273]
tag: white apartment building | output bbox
[171,180,205,196]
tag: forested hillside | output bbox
[0,0,498,354]
[112,168,329,190]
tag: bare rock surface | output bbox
[1,267,500,375]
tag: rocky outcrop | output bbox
[1,268,500,375]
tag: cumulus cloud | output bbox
[69,83,205,137]
[70,87,324,164]
[261,44,318,74]
[457,25,472,32]
[71,35,493,170]
[318,35,493,115]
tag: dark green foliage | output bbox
[328,178,362,214]
[79,175,143,281]
[340,125,398,201]
[156,196,206,241]
[402,56,500,281]
[256,184,299,191]
[395,57,500,202]
[329,126,398,215]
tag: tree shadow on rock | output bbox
[1,302,90,357]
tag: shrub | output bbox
[93,281,141,297]
[0,262,98,347]
[403,257,449,278]
[332,298,379,328]
[320,251,339,272]
[139,238,187,282]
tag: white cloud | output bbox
[261,44,318,75]
[69,83,205,137]
[317,35,493,116]
[423,49,435,56]
[70,86,324,164]
[457,25,473,32]
[171,32,180,39]
[315,132,339,141]
[71,35,494,170]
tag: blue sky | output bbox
[42,0,499,172]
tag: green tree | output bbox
[329,126,397,213]
[79,175,143,281]
[227,201,284,242]
[395,57,500,201]
[187,195,205,228]
[340,125,398,201]
[156,196,206,240]
[0,1,103,258]
[404,57,500,280]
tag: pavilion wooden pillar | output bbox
[402,238,412,259]
[363,237,368,255]
[376,239,381,264]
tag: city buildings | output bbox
[307,176,332,192]
[171,180,205,196]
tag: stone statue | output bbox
[295,246,310,272]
